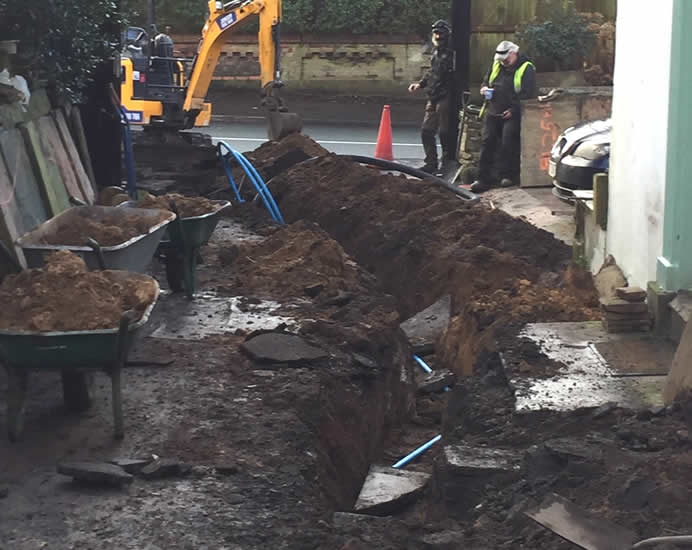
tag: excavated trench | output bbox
[124,133,692,549]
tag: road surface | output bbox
[205,119,430,166]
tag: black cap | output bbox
[431,20,451,35]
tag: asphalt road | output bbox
[206,119,429,165]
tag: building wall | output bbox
[606,0,673,288]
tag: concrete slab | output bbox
[150,292,300,340]
[240,332,328,365]
[399,294,450,352]
[417,369,456,394]
[442,445,521,475]
[507,322,670,412]
[57,461,133,486]
[0,128,48,233]
[353,465,430,516]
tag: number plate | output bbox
[548,160,557,178]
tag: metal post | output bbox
[449,0,472,161]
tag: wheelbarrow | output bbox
[0,273,160,441]
[119,199,231,298]
[16,205,175,272]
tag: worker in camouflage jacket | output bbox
[409,19,454,174]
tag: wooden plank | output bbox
[68,106,97,196]
[20,120,70,216]
[53,110,94,203]
[0,129,48,232]
[36,115,86,203]
[0,152,27,267]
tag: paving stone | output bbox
[544,437,604,462]
[603,311,650,322]
[400,295,451,351]
[421,530,465,550]
[109,457,152,474]
[600,298,649,314]
[616,286,647,302]
[442,445,521,475]
[353,465,430,516]
[240,332,328,364]
[140,458,190,480]
[417,369,456,394]
[57,461,133,486]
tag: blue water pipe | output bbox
[217,142,245,203]
[117,107,137,199]
[216,141,285,224]
[413,354,450,392]
[392,434,442,469]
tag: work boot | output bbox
[420,163,438,174]
[471,180,490,193]
[500,178,514,188]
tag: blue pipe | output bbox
[232,150,285,225]
[392,434,442,469]
[118,107,137,199]
[216,141,285,224]
[413,354,432,373]
[217,143,244,203]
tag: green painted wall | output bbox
[657,0,692,291]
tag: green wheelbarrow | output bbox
[0,273,160,441]
[159,200,231,299]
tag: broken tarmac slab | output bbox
[400,295,451,353]
[600,297,648,314]
[140,458,190,480]
[442,445,521,475]
[417,369,456,394]
[109,457,152,474]
[353,465,430,516]
[616,286,647,302]
[57,462,134,487]
[240,332,328,365]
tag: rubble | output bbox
[57,462,134,486]
[353,465,430,516]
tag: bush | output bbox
[515,0,597,71]
[0,0,122,102]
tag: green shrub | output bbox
[0,0,122,101]
[515,0,597,71]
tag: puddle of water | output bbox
[150,292,301,340]
[510,322,666,412]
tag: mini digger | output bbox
[120,0,302,140]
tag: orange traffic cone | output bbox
[374,105,394,161]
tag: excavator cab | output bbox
[120,0,301,140]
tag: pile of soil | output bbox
[256,147,599,375]
[137,193,219,218]
[43,208,169,247]
[0,251,157,332]
[243,133,328,181]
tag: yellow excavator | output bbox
[120,0,302,139]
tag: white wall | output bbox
[606,0,673,288]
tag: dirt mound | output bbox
[136,193,219,218]
[0,251,157,332]
[44,209,168,247]
[244,133,329,181]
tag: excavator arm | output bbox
[182,0,301,138]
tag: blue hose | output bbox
[392,434,442,469]
[216,141,285,224]
[118,107,137,199]
[217,143,244,203]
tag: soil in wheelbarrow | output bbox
[43,209,170,247]
[136,193,219,219]
[0,251,158,332]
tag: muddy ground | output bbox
[1,134,690,549]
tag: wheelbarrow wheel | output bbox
[61,370,92,412]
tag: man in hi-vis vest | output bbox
[471,41,536,193]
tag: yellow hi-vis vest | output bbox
[479,60,535,118]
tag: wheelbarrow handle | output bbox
[86,238,107,270]
[632,535,692,548]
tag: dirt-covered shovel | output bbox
[525,493,692,549]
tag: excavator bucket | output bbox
[266,109,303,141]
